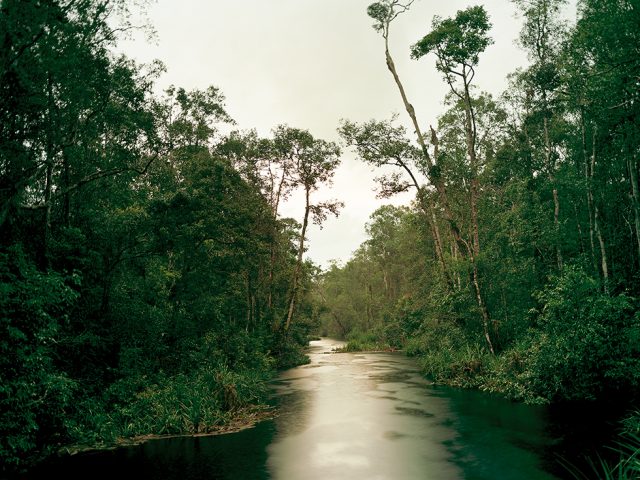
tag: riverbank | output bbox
[341,328,640,478]
[58,405,277,457]
[8,337,314,477]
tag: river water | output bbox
[24,338,615,479]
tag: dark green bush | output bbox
[529,266,640,402]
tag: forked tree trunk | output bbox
[284,187,310,331]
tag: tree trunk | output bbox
[463,79,495,354]
[383,33,467,264]
[43,74,54,268]
[594,204,609,294]
[284,186,310,331]
[268,169,287,311]
[628,155,640,264]
[544,116,562,269]
[452,242,462,289]
[463,80,480,257]
[419,194,450,287]
[43,161,53,267]
[367,283,373,330]
[268,167,288,311]
[471,259,494,355]
[580,112,599,275]
[591,130,609,293]
[573,202,586,254]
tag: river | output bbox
[23,338,616,479]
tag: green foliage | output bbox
[405,322,489,388]
[567,408,640,479]
[410,5,493,67]
[0,0,325,473]
[113,364,270,437]
[563,433,640,480]
[340,328,398,352]
[0,246,79,468]
[528,266,640,402]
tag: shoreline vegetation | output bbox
[57,405,278,458]
[22,341,312,471]
[337,331,640,478]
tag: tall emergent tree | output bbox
[410,5,495,353]
[365,1,451,286]
[364,1,497,353]
[271,126,342,332]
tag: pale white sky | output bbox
[121,0,575,268]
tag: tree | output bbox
[511,0,569,271]
[0,0,159,265]
[366,1,454,286]
[338,118,450,285]
[271,127,342,331]
[411,5,496,353]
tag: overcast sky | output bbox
[121,0,575,268]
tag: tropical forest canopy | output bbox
[1,0,639,474]
[321,0,640,405]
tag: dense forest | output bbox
[317,0,640,470]
[1,0,639,476]
[0,0,343,472]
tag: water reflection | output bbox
[24,338,568,479]
[264,339,560,480]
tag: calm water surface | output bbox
[24,338,610,479]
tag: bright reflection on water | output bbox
[265,339,558,480]
[24,338,567,479]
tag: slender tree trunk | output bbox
[43,161,53,266]
[63,156,70,228]
[285,186,310,331]
[574,202,586,254]
[591,130,609,293]
[420,194,451,286]
[462,81,481,257]
[627,155,640,263]
[383,33,466,267]
[384,36,429,160]
[581,112,599,275]
[471,261,494,355]
[452,242,462,289]
[544,116,562,269]
[43,74,54,267]
[268,168,288,310]
[429,207,446,268]
[245,273,252,331]
[594,204,609,294]
[367,283,373,330]
[382,267,389,297]
[463,79,495,354]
